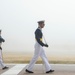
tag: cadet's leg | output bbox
[0,50,5,68]
[40,47,51,71]
[27,43,41,71]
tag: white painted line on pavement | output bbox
[1,64,27,75]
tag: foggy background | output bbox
[0,0,75,57]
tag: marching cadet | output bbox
[25,20,54,73]
[0,30,9,70]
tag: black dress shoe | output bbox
[46,69,54,73]
[25,69,34,73]
[2,66,9,70]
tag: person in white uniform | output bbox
[25,20,54,73]
[0,30,9,70]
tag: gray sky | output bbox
[0,0,75,56]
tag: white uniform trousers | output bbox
[27,42,51,71]
[0,43,5,68]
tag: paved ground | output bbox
[0,64,75,75]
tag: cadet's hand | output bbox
[3,40,5,42]
[0,47,2,50]
[44,44,49,47]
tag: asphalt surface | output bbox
[0,64,75,75]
